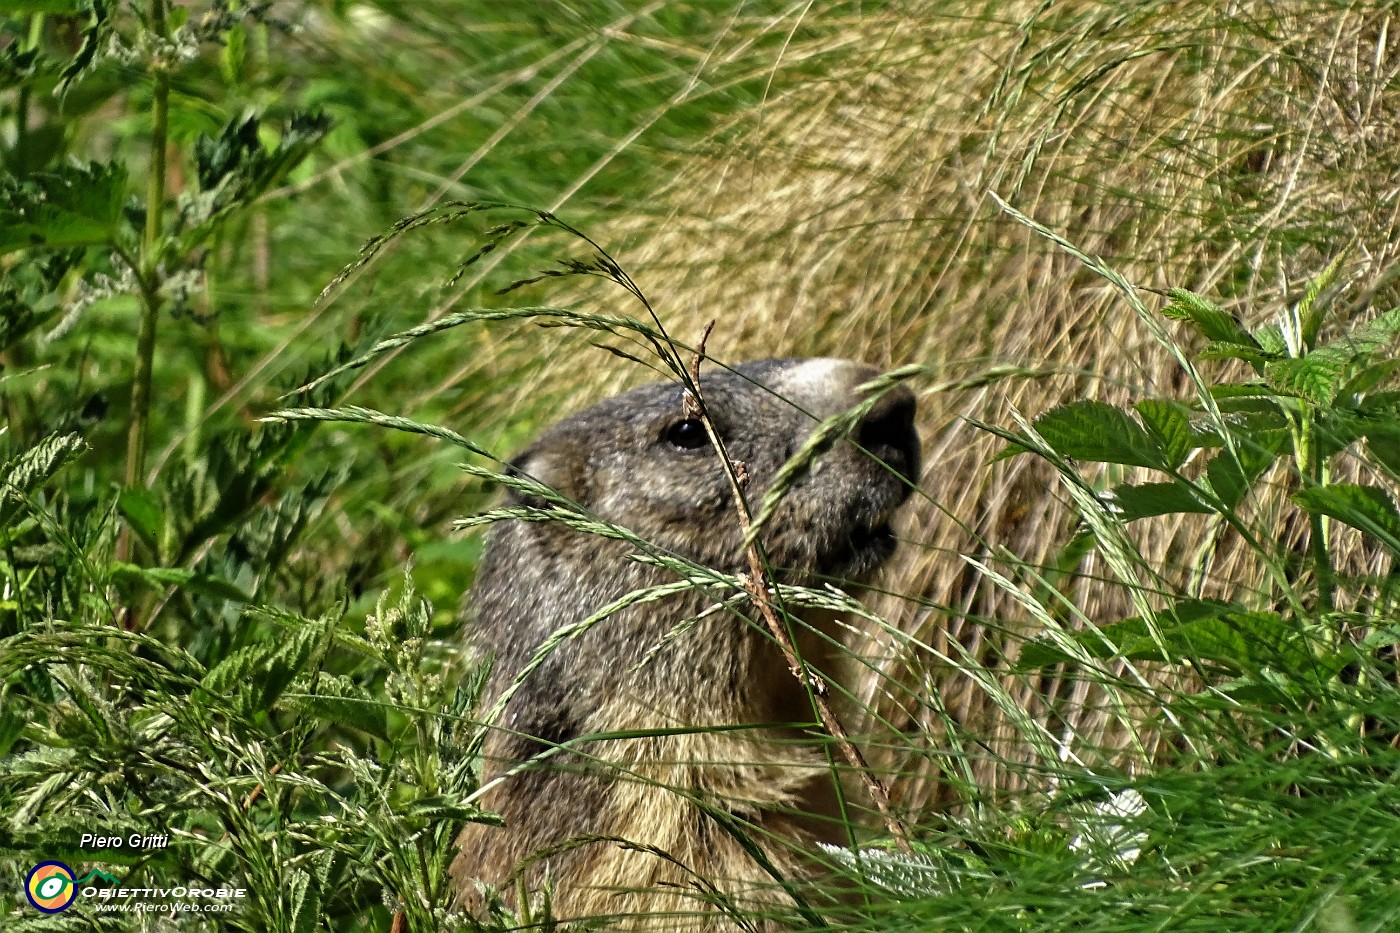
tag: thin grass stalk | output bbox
[682,325,914,855]
[125,0,169,495]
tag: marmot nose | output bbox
[855,385,920,487]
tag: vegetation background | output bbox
[2,0,1399,930]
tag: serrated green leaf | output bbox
[288,868,318,933]
[1299,251,1349,350]
[0,162,128,255]
[201,643,268,701]
[1197,340,1274,370]
[1106,482,1214,521]
[292,674,390,740]
[1323,306,1400,357]
[1163,288,1255,345]
[396,796,503,825]
[202,620,327,716]
[1134,399,1196,469]
[57,0,115,97]
[1204,443,1276,510]
[1253,324,1288,355]
[1264,354,1348,405]
[1338,359,1400,401]
[1020,600,1308,674]
[1293,483,1400,556]
[1026,400,1165,469]
[181,111,330,247]
[0,432,85,526]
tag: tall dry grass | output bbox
[501,0,1400,816]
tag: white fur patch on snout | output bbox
[771,358,869,412]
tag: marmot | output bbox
[451,357,920,929]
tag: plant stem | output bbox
[685,324,914,855]
[1298,414,1335,613]
[16,15,45,171]
[124,0,170,493]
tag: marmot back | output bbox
[452,358,920,929]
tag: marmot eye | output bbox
[665,418,710,451]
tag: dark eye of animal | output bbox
[664,418,709,451]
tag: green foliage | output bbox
[0,161,129,254]
[0,0,765,928]
[999,262,1400,663]
[954,231,1400,930]
[6,1,1400,930]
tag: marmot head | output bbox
[501,357,919,585]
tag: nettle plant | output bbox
[991,262,1400,705]
[1,6,493,931]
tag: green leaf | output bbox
[1264,354,1349,405]
[289,850,338,933]
[1134,399,1196,469]
[1338,359,1400,401]
[117,488,165,557]
[287,868,319,933]
[221,24,247,83]
[0,46,46,93]
[1299,251,1349,350]
[1267,308,1400,406]
[1206,385,1290,431]
[1209,382,1277,401]
[1293,484,1400,557]
[1197,340,1275,369]
[0,162,128,255]
[181,111,331,246]
[291,674,390,740]
[108,563,252,604]
[1020,600,1310,674]
[5,0,88,13]
[1021,400,1166,469]
[1367,434,1400,481]
[201,619,327,717]
[57,0,115,97]
[1324,306,1400,357]
[0,703,25,758]
[1253,324,1288,355]
[1163,288,1255,345]
[396,795,503,825]
[1106,482,1214,521]
[1204,443,1276,510]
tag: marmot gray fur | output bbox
[451,357,919,929]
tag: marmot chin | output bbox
[452,357,920,929]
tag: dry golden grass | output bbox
[453,0,1400,818]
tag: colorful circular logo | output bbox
[25,861,78,913]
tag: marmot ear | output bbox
[504,445,589,510]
